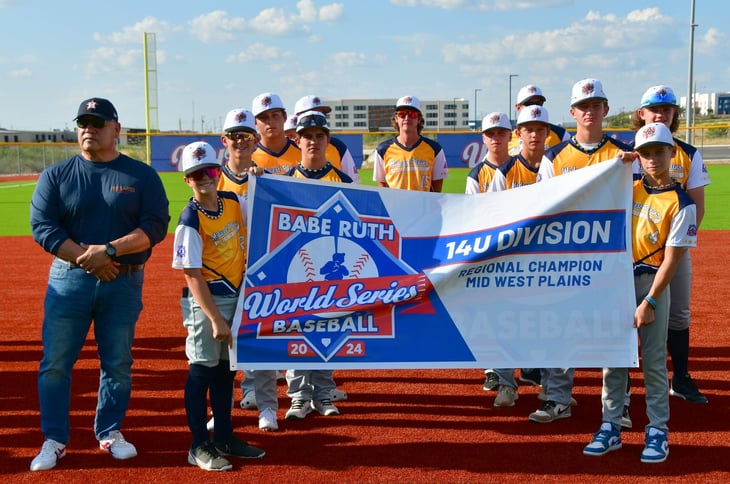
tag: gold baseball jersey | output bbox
[508,123,570,156]
[465,160,501,194]
[373,136,448,192]
[172,191,247,295]
[632,177,697,275]
[538,135,631,180]
[489,155,540,191]
[287,162,354,184]
[252,138,301,176]
[217,169,250,195]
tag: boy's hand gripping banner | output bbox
[231,159,638,369]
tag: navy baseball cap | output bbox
[74,98,118,121]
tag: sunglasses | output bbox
[187,166,220,180]
[396,110,419,119]
[225,131,256,142]
[76,118,106,129]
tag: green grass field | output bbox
[2,165,729,236]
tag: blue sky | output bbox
[1,0,727,132]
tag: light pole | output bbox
[685,0,696,144]
[508,74,519,124]
[474,88,482,131]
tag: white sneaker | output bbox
[331,388,348,401]
[312,399,340,416]
[99,430,138,459]
[30,439,66,471]
[240,391,257,410]
[258,407,279,431]
[285,399,312,420]
[206,416,215,431]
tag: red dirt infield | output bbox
[1,233,728,483]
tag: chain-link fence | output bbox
[2,125,729,176]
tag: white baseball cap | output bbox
[295,111,330,134]
[395,95,421,113]
[516,85,546,106]
[517,105,550,126]
[284,114,298,132]
[251,92,285,117]
[640,85,678,108]
[294,95,331,115]
[481,112,512,132]
[223,108,256,133]
[180,141,220,175]
[570,78,608,106]
[634,122,674,150]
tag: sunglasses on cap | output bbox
[395,110,419,119]
[186,166,220,181]
[642,91,677,107]
[225,131,256,142]
[522,98,545,107]
[76,117,106,129]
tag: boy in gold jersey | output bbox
[172,141,265,470]
[284,112,352,421]
[218,108,259,194]
[628,85,711,405]
[508,84,570,156]
[583,122,696,464]
[531,79,630,424]
[215,107,280,433]
[373,95,448,192]
[251,92,300,176]
[294,94,360,183]
[490,106,550,192]
[465,112,512,195]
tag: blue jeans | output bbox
[38,259,143,444]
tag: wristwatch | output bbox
[105,242,117,258]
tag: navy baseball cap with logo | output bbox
[74,98,119,121]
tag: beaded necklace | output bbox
[642,176,677,191]
[193,196,223,220]
[223,163,247,178]
[570,134,608,155]
[298,161,331,175]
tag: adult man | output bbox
[373,95,448,192]
[251,92,300,176]
[294,94,360,183]
[508,85,570,156]
[531,79,631,424]
[29,97,170,471]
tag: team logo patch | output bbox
[86,100,98,111]
[241,191,430,361]
[582,82,594,96]
[687,224,697,237]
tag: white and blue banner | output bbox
[231,159,638,370]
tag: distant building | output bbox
[0,128,76,143]
[679,91,730,116]
[320,98,471,132]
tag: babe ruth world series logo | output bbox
[241,191,430,361]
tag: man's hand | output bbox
[77,244,119,281]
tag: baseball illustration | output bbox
[288,236,378,283]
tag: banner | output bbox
[231,159,638,370]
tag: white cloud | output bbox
[319,3,345,21]
[226,43,283,64]
[697,27,726,54]
[10,68,31,77]
[189,10,246,43]
[330,51,367,66]
[93,16,177,44]
[85,47,141,75]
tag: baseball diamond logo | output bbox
[242,190,429,361]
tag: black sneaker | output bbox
[519,368,541,386]
[670,374,708,404]
[213,436,266,459]
[482,370,499,391]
